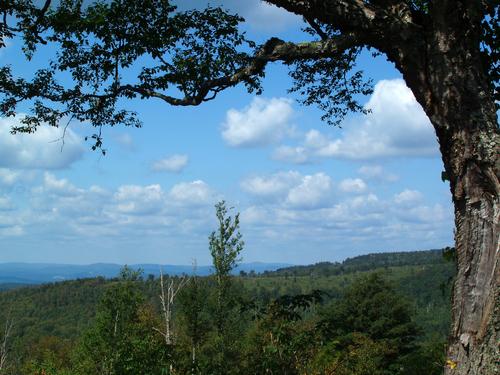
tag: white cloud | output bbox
[0,166,453,263]
[350,193,380,210]
[286,173,333,209]
[394,189,423,205]
[339,178,367,193]
[241,171,301,198]
[241,205,267,224]
[169,180,214,206]
[243,1,302,32]
[221,97,295,147]
[0,168,21,186]
[42,173,81,196]
[173,0,302,32]
[0,196,13,210]
[272,146,310,164]
[114,184,165,215]
[310,80,438,159]
[275,79,438,163]
[0,116,84,169]
[152,154,189,173]
[304,129,328,149]
[0,225,24,237]
[358,165,398,182]
[241,170,332,209]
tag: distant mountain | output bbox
[0,261,292,285]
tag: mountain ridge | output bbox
[0,261,292,284]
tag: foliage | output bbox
[206,201,245,374]
[318,273,419,374]
[242,291,323,374]
[72,267,169,375]
[0,249,455,374]
[0,1,259,151]
[175,276,211,374]
[288,49,373,126]
[209,201,244,330]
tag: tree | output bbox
[207,201,244,375]
[1,1,498,373]
[177,275,211,374]
[73,267,169,375]
[156,270,188,346]
[244,291,324,375]
[318,273,419,374]
[209,201,244,335]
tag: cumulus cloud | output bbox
[309,80,438,159]
[0,196,13,211]
[241,171,302,198]
[358,165,398,182]
[0,173,221,247]
[42,173,81,196]
[169,180,215,206]
[394,189,423,205]
[241,1,302,32]
[339,178,367,193]
[0,166,453,263]
[274,79,438,163]
[0,225,24,237]
[237,163,453,257]
[152,154,189,173]
[286,173,332,209]
[173,0,302,32]
[114,184,165,215]
[0,168,21,186]
[272,146,310,164]
[242,171,333,209]
[0,116,84,169]
[221,97,295,147]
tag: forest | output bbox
[0,203,456,375]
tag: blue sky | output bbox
[0,0,454,265]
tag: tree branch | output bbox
[266,0,421,48]
[304,16,329,40]
[120,34,359,106]
[265,0,380,32]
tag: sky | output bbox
[0,0,454,265]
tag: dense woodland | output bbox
[0,238,456,375]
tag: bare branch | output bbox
[0,317,13,371]
[304,16,329,40]
[157,269,189,346]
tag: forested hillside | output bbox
[0,249,455,375]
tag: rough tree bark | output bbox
[384,3,500,373]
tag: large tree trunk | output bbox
[396,15,500,372]
[429,19,498,375]
[442,110,500,374]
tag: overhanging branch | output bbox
[120,34,359,106]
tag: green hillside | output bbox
[0,249,456,374]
